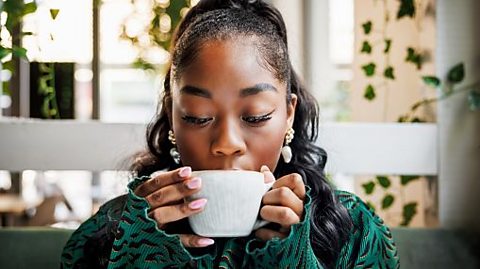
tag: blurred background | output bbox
[0,0,479,235]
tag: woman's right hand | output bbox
[134,166,214,248]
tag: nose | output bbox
[211,117,246,157]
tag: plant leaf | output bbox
[405,47,423,69]
[384,66,395,79]
[362,21,372,35]
[397,0,415,19]
[447,63,465,84]
[384,39,392,53]
[362,181,375,195]
[376,176,391,188]
[0,46,12,61]
[364,84,376,101]
[401,202,418,226]
[362,63,376,77]
[12,46,27,59]
[397,115,408,122]
[382,194,395,209]
[468,90,480,111]
[50,9,60,20]
[422,76,441,88]
[361,41,372,54]
[410,117,426,123]
[401,175,420,185]
[23,2,37,16]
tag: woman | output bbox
[62,0,399,268]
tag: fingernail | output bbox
[260,165,270,172]
[178,166,191,177]
[186,177,201,189]
[198,238,214,246]
[189,198,207,209]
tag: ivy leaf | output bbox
[384,39,392,53]
[397,115,408,122]
[0,46,12,61]
[401,202,418,226]
[447,63,465,84]
[361,41,372,54]
[364,84,376,101]
[422,76,441,88]
[397,0,415,19]
[12,46,27,59]
[362,181,375,195]
[410,117,426,123]
[384,66,395,80]
[401,175,420,185]
[382,194,395,209]
[362,63,376,77]
[405,47,423,69]
[468,90,480,111]
[50,9,60,20]
[23,2,37,16]
[376,176,391,188]
[362,21,372,35]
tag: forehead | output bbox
[172,39,286,95]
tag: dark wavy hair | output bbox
[130,0,353,267]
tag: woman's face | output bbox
[170,39,296,171]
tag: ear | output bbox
[286,93,297,129]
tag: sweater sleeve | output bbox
[335,191,400,269]
[107,176,205,269]
[242,186,325,269]
[61,195,127,268]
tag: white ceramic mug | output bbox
[186,170,274,237]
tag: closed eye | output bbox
[242,110,274,125]
[181,115,213,126]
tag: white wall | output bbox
[437,0,480,233]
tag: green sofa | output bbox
[0,227,479,268]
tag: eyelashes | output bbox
[181,110,275,126]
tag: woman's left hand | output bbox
[256,165,306,241]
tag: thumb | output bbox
[260,165,275,183]
[179,234,215,248]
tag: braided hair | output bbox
[131,0,353,267]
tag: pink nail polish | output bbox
[178,167,191,177]
[198,238,214,246]
[186,177,201,189]
[189,199,207,209]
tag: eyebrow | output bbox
[179,83,278,99]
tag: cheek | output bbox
[247,118,286,169]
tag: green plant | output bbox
[119,0,192,73]
[360,1,479,227]
[0,0,61,118]
[398,63,480,122]
[0,0,37,95]
[358,0,432,226]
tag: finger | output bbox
[272,173,306,201]
[262,187,304,217]
[260,165,275,183]
[149,198,207,227]
[179,234,215,248]
[145,177,202,209]
[254,228,287,241]
[260,205,300,227]
[135,166,192,197]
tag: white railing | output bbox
[0,118,438,176]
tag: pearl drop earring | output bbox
[168,130,181,164]
[281,128,294,163]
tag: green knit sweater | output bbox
[61,176,399,268]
